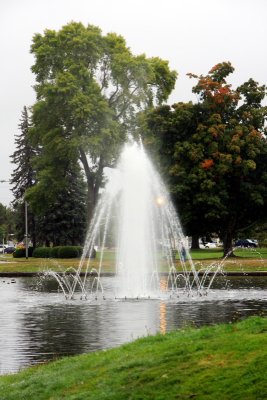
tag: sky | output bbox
[0,0,266,206]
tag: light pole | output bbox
[0,180,9,255]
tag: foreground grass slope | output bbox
[0,316,266,399]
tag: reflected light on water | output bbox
[159,302,167,334]
[160,277,168,292]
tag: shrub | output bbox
[32,245,83,258]
[13,247,34,258]
[50,246,61,258]
[32,247,52,258]
[58,246,82,258]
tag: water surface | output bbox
[0,275,266,374]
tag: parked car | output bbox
[235,239,258,248]
[199,240,217,249]
[4,246,15,254]
[0,244,8,254]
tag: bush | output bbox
[32,246,83,258]
[58,246,82,258]
[13,247,34,258]
[50,246,61,258]
[32,247,52,258]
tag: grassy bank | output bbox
[0,316,266,399]
[0,247,267,273]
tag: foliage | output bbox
[236,220,267,247]
[143,62,267,255]
[32,165,87,246]
[0,203,16,242]
[49,246,61,258]
[32,246,83,258]
[32,247,51,258]
[10,107,87,248]
[57,246,82,258]
[10,106,37,245]
[29,22,177,219]
[0,316,266,399]
[13,247,34,258]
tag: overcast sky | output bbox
[1,0,266,206]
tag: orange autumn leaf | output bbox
[201,159,214,169]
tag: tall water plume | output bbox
[67,140,203,300]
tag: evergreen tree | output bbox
[36,165,87,246]
[10,106,37,245]
[11,107,88,248]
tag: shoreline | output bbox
[1,271,267,277]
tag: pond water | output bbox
[0,275,267,375]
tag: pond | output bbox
[0,275,267,374]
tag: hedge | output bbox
[49,246,61,258]
[32,246,83,259]
[32,247,52,258]
[58,246,80,258]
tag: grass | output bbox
[0,316,266,399]
[0,247,267,274]
[190,247,267,260]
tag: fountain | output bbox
[44,139,225,300]
[1,143,266,373]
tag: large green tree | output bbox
[29,22,177,219]
[143,62,267,256]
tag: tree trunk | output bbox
[191,234,200,249]
[79,148,104,223]
[223,217,236,257]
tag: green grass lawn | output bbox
[0,247,267,273]
[0,316,266,399]
[190,247,267,259]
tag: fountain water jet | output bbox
[49,140,218,300]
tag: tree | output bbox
[11,107,88,247]
[0,203,16,244]
[143,62,267,256]
[36,165,87,246]
[10,106,37,245]
[29,22,177,219]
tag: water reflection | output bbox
[0,276,266,374]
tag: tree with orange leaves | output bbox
[143,62,267,256]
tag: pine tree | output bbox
[11,107,88,248]
[10,106,37,245]
[36,166,87,246]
